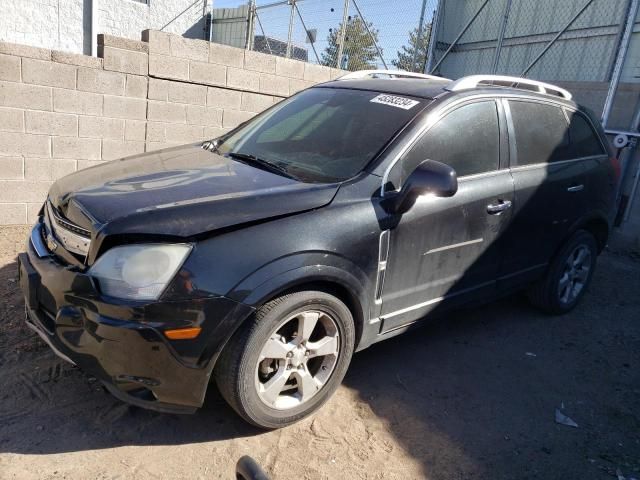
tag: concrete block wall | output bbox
[0,31,344,225]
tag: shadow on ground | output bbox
[346,250,640,478]
[1,251,639,479]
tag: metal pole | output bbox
[605,129,640,138]
[336,0,350,68]
[352,0,388,69]
[246,0,256,50]
[254,10,274,55]
[601,0,639,126]
[492,0,512,73]
[621,106,640,222]
[624,148,640,223]
[425,0,442,74]
[429,0,489,74]
[256,0,289,8]
[209,1,214,43]
[521,0,595,76]
[286,0,296,58]
[294,3,320,63]
[412,0,428,71]
[209,13,213,43]
[202,0,208,40]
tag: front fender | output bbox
[226,252,375,350]
[229,252,371,311]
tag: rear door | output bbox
[379,99,515,332]
[498,99,588,282]
[563,109,614,220]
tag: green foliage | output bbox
[321,16,381,70]
[392,24,431,72]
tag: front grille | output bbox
[44,202,91,258]
[51,211,91,238]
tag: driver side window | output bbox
[399,100,500,185]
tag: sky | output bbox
[210,0,437,69]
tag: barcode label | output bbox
[370,94,419,110]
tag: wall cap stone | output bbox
[0,41,51,60]
[52,50,103,69]
[98,34,149,53]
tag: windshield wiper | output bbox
[226,152,297,180]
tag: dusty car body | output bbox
[18,72,617,427]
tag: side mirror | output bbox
[386,159,458,214]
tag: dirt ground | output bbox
[0,225,638,480]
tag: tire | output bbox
[527,229,598,315]
[215,290,356,429]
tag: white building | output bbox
[0,0,208,56]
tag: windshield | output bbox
[215,87,425,182]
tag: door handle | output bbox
[567,184,584,192]
[487,199,512,214]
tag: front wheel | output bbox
[215,290,355,429]
[527,229,598,314]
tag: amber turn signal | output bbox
[164,327,201,340]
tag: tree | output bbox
[321,16,381,71]
[392,24,431,72]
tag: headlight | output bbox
[89,244,192,301]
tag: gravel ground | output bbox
[0,225,638,479]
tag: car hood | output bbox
[48,144,340,239]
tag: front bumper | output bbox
[18,223,253,413]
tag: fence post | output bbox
[425,0,443,74]
[601,0,639,126]
[336,0,350,68]
[492,0,512,73]
[286,0,296,58]
[246,0,256,50]
[412,0,428,71]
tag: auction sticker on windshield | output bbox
[370,94,419,110]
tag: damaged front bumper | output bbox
[18,222,254,414]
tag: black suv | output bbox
[18,72,618,428]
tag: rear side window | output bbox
[565,110,605,158]
[400,100,500,181]
[509,100,569,165]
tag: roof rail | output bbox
[337,69,449,81]
[447,75,572,100]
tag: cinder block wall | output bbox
[0,31,344,225]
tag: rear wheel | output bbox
[527,229,598,314]
[215,290,355,429]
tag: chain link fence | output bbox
[245,0,438,71]
[208,0,639,131]
[427,0,628,83]
[424,0,639,132]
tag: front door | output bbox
[379,100,515,333]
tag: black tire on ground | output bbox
[215,290,356,429]
[527,229,598,315]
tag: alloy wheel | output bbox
[557,244,592,305]
[255,310,340,410]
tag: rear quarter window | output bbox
[509,100,569,165]
[565,110,605,158]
